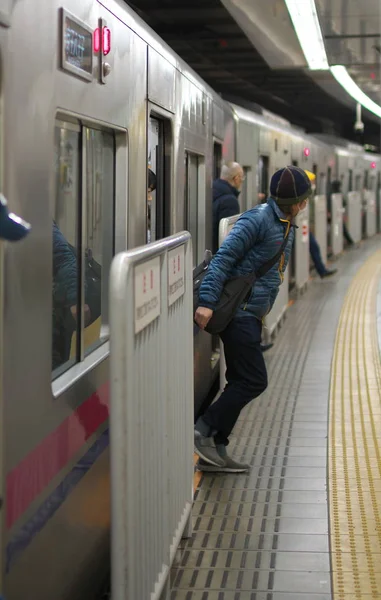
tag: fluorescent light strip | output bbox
[331,65,381,119]
[284,0,328,70]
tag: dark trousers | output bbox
[309,232,326,276]
[203,316,268,445]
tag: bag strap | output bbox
[254,226,291,279]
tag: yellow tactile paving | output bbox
[329,249,381,600]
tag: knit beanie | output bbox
[270,166,312,205]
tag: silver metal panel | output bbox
[236,119,259,210]
[313,195,327,265]
[109,232,193,600]
[365,190,377,237]
[294,205,310,290]
[346,191,362,243]
[264,265,289,339]
[212,102,224,139]
[330,193,344,256]
[148,46,176,113]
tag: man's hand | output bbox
[195,306,213,330]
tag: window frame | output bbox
[52,112,127,398]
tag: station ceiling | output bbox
[126,0,380,150]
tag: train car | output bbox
[0,1,380,599]
[0,0,235,598]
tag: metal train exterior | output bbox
[0,1,380,598]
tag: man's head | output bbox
[221,161,245,191]
[270,166,312,218]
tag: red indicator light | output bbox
[371,161,376,169]
[371,72,376,80]
[304,147,310,157]
[103,27,111,55]
[93,28,100,53]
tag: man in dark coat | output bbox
[212,162,244,253]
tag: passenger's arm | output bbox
[198,212,261,311]
[52,223,78,307]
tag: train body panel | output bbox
[0,1,380,599]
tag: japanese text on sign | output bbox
[168,245,185,306]
[134,256,161,333]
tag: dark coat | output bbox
[212,179,240,252]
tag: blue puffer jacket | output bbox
[199,197,295,319]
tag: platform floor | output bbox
[170,236,381,600]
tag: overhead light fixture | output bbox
[330,65,381,119]
[284,0,328,70]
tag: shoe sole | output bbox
[196,463,249,473]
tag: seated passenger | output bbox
[212,162,243,253]
[194,166,311,473]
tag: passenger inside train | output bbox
[212,161,242,253]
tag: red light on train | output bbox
[304,147,310,157]
[93,28,100,53]
[371,161,376,169]
[103,27,111,55]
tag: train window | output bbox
[292,160,298,167]
[52,119,115,379]
[364,170,369,190]
[369,175,375,192]
[213,142,222,180]
[147,116,170,243]
[348,169,353,192]
[185,152,201,266]
[274,139,278,152]
[355,174,362,191]
[257,156,269,197]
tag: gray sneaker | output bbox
[196,456,250,473]
[194,431,225,466]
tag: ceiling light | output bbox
[284,0,328,70]
[330,65,381,119]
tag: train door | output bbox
[53,118,116,379]
[184,152,204,267]
[147,115,171,243]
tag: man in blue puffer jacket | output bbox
[194,166,312,473]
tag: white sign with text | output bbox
[134,256,161,334]
[168,245,185,307]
